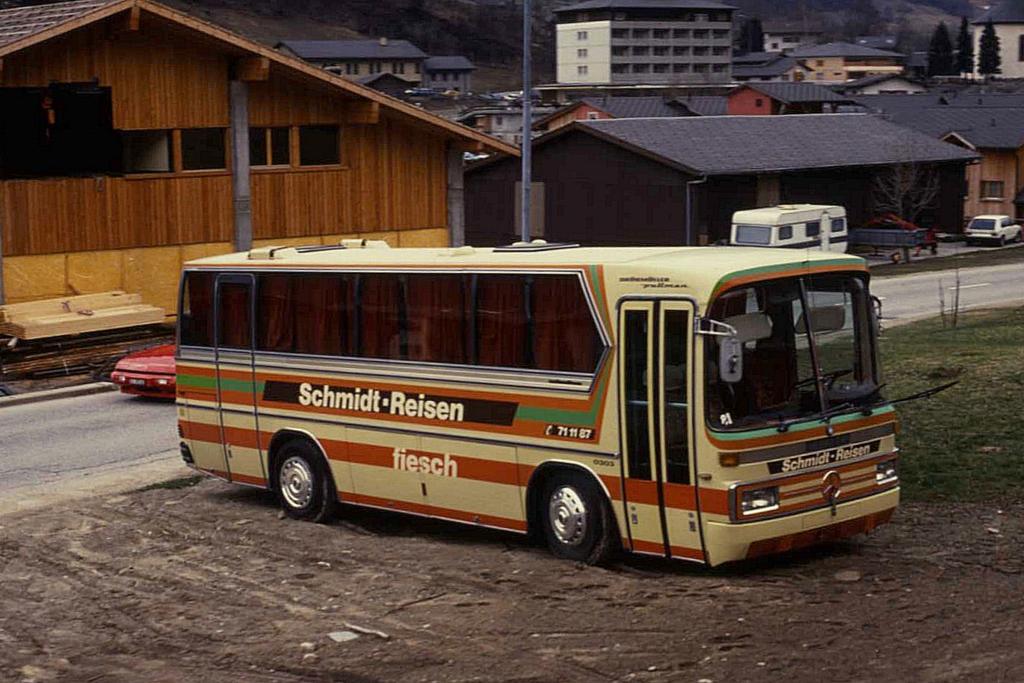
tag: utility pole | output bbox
[520,0,532,242]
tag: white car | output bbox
[964,215,1023,246]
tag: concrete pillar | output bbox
[447,143,465,247]
[229,80,253,252]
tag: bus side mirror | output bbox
[719,336,743,384]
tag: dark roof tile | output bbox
[277,39,426,60]
[0,0,117,48]
[972,0,1024,24]
[577,114,977,175]
[423,55,475,71]
[789,41,903,58]
[554,0,733,13]
[743,82,849,103]
[889,108,1024,149]
[581,95,689,118]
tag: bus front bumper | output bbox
[704,487,899,566]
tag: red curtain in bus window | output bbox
[257,275,294,352]
[184,272,215,346]
[532,275,600,373]
[476,275,527,368]
[360,275,402,359]
[294,275,350,356]
[218,282,251,349]
[406,275,469,364]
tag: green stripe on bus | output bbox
[514,369,611,427]
[711,258,865,297]
[178,374,264,394]
[709,404,895,441]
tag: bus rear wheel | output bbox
[274,441,335,523]
[541,471,616,565]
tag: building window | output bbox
[693,63,709,73]
[981,180,1005,199]
[577,48,588,58]
[712,29,729,39]
[633,46,650,56]
[122,130,172,173]
[692,46,708,56]
[653,64,669,73]
[577,65,589,75]
[712,64,727,72]
[612,28,629,39]
[693,29,709,39]
[181,128,227,171]
[249,127,290,167]
[577,30,588,40]
[673,46,690,55]
[653,29,669,39]
[611,64,628,74]
[770,42,779,49]
[713,46,729,55]
[694,13,707,21]
[673,64,690,73]
[632,28,650,39]
[673,29,690,39]
[586,111,600,119]
[298,125,340,166]
[393,62,405,74]
[1019,35,1024,61]
[612,46,629,56]
[755,98,764,107]
[816,59,825,67]
[631,64,650,73]
[653,46,669,56]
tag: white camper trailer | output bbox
[730,204,848,253]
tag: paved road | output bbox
[872,262,1024,325]
[0,391,178,496]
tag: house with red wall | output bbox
[726,83,851,115]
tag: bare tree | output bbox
[872,161,941,224]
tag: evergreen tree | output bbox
[927,22,955,76]
[955,16,973,75]
[978,20,1001,77]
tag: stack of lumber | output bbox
[0,292,165,340]
[0,325,173,380]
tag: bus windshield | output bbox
[705,274,879,431]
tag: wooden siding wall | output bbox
[1,22,229,129]
[963,149,1019,221]
[0,16,449,257]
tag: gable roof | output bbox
[277,39,426,60]
[674,95,727,116]
[789,41,903,59]
[0,0,515,156]
[423,56,475,72]
[570,114,977,175]
[838,73,924,90]
[972,0,1024,24]
[891,108,1024,150]
[762,21,822,35]
[581,95,689,118]
[732,55,805,78]
[554,0,733,13]
[741,82,849,104]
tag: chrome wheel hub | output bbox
[549,486,587,546]
[279,456,314,509]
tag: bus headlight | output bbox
[740,486,779,515]
[876,460,898,484]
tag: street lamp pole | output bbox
[520,0,532,242]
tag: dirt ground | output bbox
[1,479,1021,683]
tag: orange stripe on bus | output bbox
[343,492,527,532]
[698,488,730,516]
[706,412,896,450]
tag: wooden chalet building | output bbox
[466,114,977,246]
[0,0,514,310]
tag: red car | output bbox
[111,344,176,399]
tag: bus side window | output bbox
[217,282,251,349]
[531,275,602,373]
[359,274,404,360]
[405,274,471,364]
[180,271,214,347]
[476,274,529,368]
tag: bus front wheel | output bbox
[541,471,616,565]
[274,441,335,523]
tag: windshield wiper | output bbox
[858,381,958,415]
[775,401,855,433]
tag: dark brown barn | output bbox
[465,114,976,247]
[0,0,514,310]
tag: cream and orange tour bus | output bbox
[176,239,904,566]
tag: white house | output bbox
[972,1,1024,79]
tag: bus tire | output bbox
[274,440,335,523]
[540,470,616,565]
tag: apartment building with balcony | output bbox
[554,0,735,85]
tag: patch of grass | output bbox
[871,244,1024,278]
[880,307,1024,503]
[135,475,203,492]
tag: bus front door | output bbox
[618,300,703,561]
[213,273,267,486]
